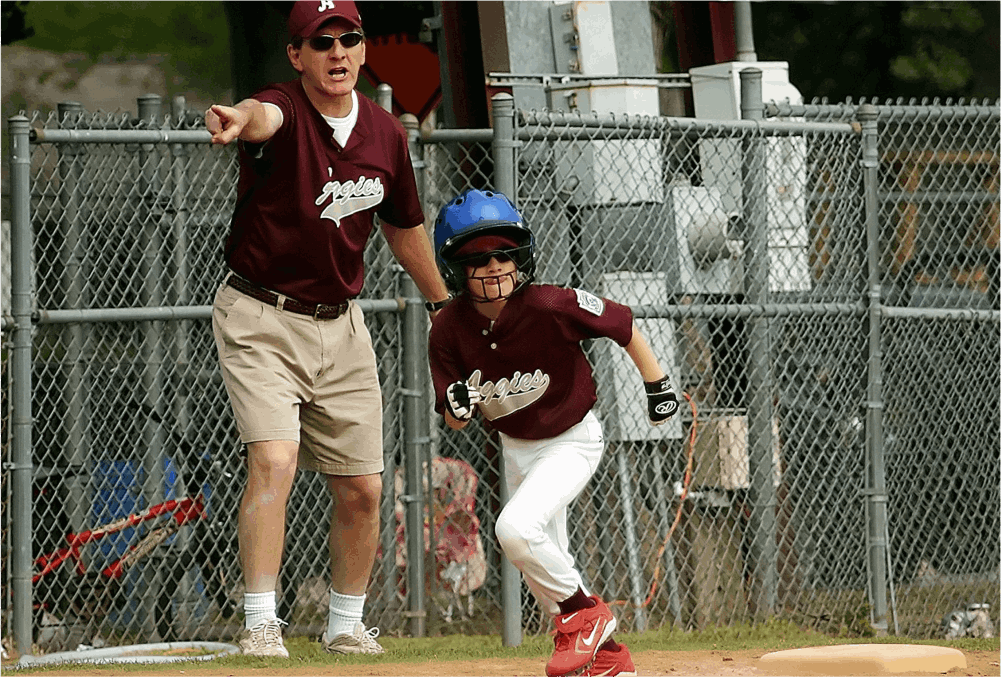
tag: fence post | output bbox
[858,102,889,636]
[740,68,778,619]
[370,83,404,622]
[491,92,523,648]
[400,101,428,638]
[9,114,35,656]
[136,94,168,638]
[56,101,91,541]
[169,96,191,428]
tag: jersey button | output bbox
[482,329,489,336]
[490,343,497,349]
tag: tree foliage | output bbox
[5,1,999,107]
[12,1,230,100]
[1,1,34,44]
[750,1,999,102]
[647,1,999,101]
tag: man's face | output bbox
[288,19,365,105]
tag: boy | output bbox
[428,189,679,677]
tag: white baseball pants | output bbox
[495,410,604,617]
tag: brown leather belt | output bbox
[227,274,349,320]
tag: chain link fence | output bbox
[2,86,998,655]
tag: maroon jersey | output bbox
[224,81,424,306]
[429,285,634,440]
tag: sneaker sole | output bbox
[241,649,289,658]
[322,646,384,655]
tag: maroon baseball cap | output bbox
[288,0,362,39]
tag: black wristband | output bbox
[644,376,672,394]
[425,295,452,312]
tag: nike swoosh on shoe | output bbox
[574,619,605,655]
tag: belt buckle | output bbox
[313,301,346,320]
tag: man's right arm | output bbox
[205,99,283,145]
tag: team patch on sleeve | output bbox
[574,288,605,316]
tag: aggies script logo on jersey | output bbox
[315,169,384,227]
[467,368,550,420]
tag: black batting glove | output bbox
[445,381,481,421]
[645,375,679,425]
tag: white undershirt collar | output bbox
[320,90,358,148]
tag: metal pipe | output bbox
[31,118,860,144]
[616,448,646,631]
[376,83,393,115]
[764,102,1000,121]
[137,94,168,638]
[650,451,682,626]
[491,92,523,648]
[56,102,91,542]
[32,129,211,143]
[740,68,778,619]
[375,63,402,621]
[400,107,427,638]
[734,1,758,62]
[9,114,35,657]
[519,110,855,136]
[169,95,194,617]
[858,102,890,636]
[35,299,408,324]
[422,128,494,144]
[33,298,994,325]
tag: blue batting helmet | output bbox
[434,189,536,295]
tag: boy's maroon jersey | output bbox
[429,285,634,440]
[224,81,424,306]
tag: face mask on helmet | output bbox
[434,189,536,299]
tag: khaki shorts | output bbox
[211,280,384,476]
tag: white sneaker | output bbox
[321,622,385,655]
[238,618,289,658]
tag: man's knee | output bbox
[329,473,381,515]
[246,440,299,477]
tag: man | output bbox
[205,0,451,658]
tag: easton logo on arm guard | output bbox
[468,368,550,420]
[574,288,605,316]
[316,171,385,227]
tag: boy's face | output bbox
[464,254,518,302]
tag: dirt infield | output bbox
[12,648,1000,676]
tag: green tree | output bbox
[1,1,34,44]
[751,1,1000,102]
[15,1,230,101]
[890,2,993,95]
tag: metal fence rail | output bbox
[3,82,998,655]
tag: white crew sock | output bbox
[244,590,279,629]
[327,589,365,638]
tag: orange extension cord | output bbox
[609,391,697,611]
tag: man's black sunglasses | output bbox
[306,31,365,51]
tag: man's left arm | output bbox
[381,223,451,314]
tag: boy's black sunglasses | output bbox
[460,251,514,269]
[306,31,364,51]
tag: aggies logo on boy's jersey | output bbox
[467,368,550,420]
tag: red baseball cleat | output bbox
[545,596,617,677]
[582,642,637,677]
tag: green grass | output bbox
[5,621,998,674]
